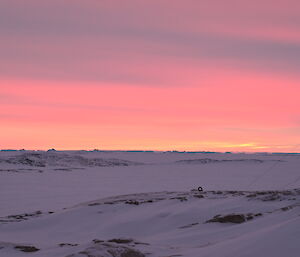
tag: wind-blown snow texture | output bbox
[0,150,299,257]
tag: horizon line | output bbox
[1,149,299,155]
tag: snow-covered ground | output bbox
[0,150,299,257]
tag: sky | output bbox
[1,0,300,152]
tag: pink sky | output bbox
[0,0,300,152]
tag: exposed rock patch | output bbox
[206,212,264,224]
[0,152,142,168]
[108,239,134,244]
[14,245,40,252]
[0,210,43,223]
[206,214,247,224]
[65,240,145,257]
[59,243,79,247]
[174,158,282,165]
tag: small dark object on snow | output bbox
[198,186,203,192]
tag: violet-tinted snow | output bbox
[0,151,299,257]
